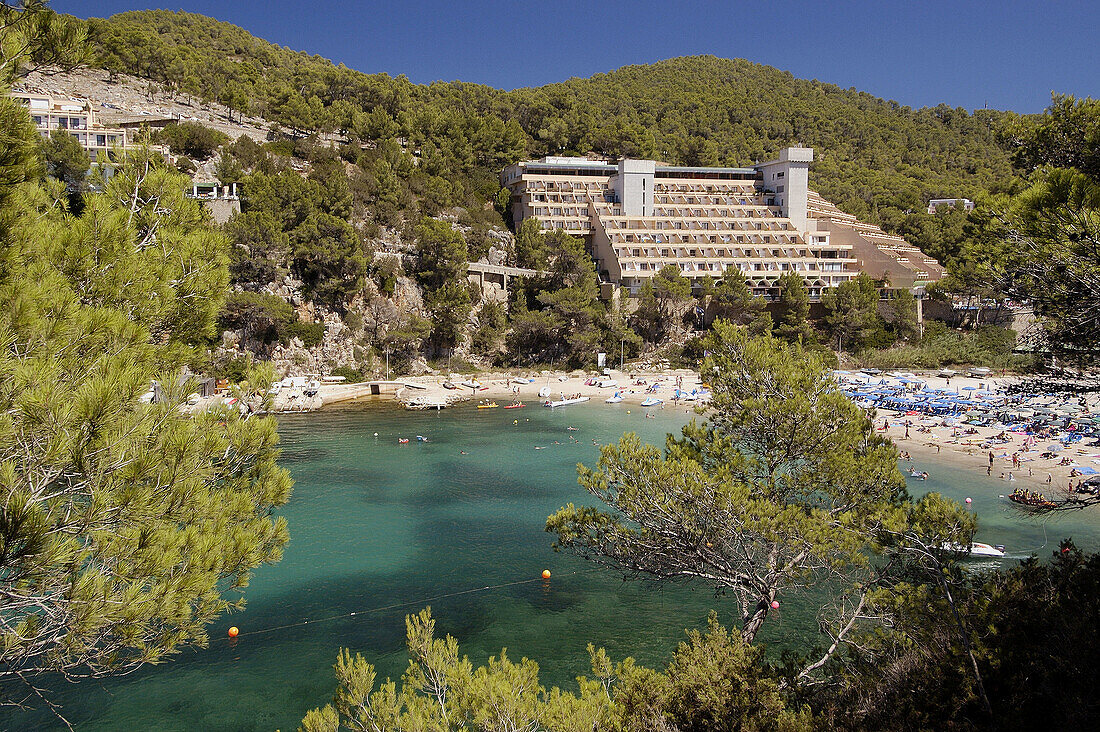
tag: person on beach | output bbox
[904,426,910,439]
[987,464,992,476]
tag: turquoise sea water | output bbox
[16,401,1100,730]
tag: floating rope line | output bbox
[222,569,595,641]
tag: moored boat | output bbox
[545,396,590,408]
[640,397,663,407]
[503,402,526,409]
[477,401,499,409]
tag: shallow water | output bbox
[15,401,1100,730]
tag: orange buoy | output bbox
[228,626,239,638]
[541,569,551,579]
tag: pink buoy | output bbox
[965,497,972,504]
[770,600,780,610]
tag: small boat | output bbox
[416,435,429,442]
[477,401,499,409]
[460,380,482,389]
[442,381,457,390]
[605,392,624,404]
[968,542,1006,558]
[940,541,1006,558]
[398,438,409,444]
[640,397,663,407]
[545,396,590,408]
[503,402,526,409]
[598,379,617,388]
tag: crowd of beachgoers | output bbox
[840,369,1100,497]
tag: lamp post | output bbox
[620,338,625,372]
[385,347,391,380]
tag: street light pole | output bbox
[620,338,625,372]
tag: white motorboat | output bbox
[941,541,1006,558]
[598,378,618,388]
[640,397,663,407]
[605,392,624,404]
[460,380,482,389]
[545,396,590,408]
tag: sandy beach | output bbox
[394,367,710,411]
[870,373,1091,500]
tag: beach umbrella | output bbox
[1077,466,1099,475]
[962,386,978,391]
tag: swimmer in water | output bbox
[460,451,468,455]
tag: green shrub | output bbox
[857,322,1035,371]
[285,320,325,347]
[218,291,295,343]
[330,365,364,383]
[156,122,229,161]
[215,356,251,383]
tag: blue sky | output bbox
[54,0,1098,113]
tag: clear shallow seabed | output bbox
[22,402,1100,730]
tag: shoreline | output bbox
[314,368,711,411]
[286,368,1090,502]
[878,411,1084,499]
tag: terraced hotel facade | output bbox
[502,148,942,300]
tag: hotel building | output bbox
[10,92,152,164]
[502,148,941,299]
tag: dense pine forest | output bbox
[82,10,1021,236]
[40,9,1037,375]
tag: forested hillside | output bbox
[40,9,1037,376]
[81,10,1020,237]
